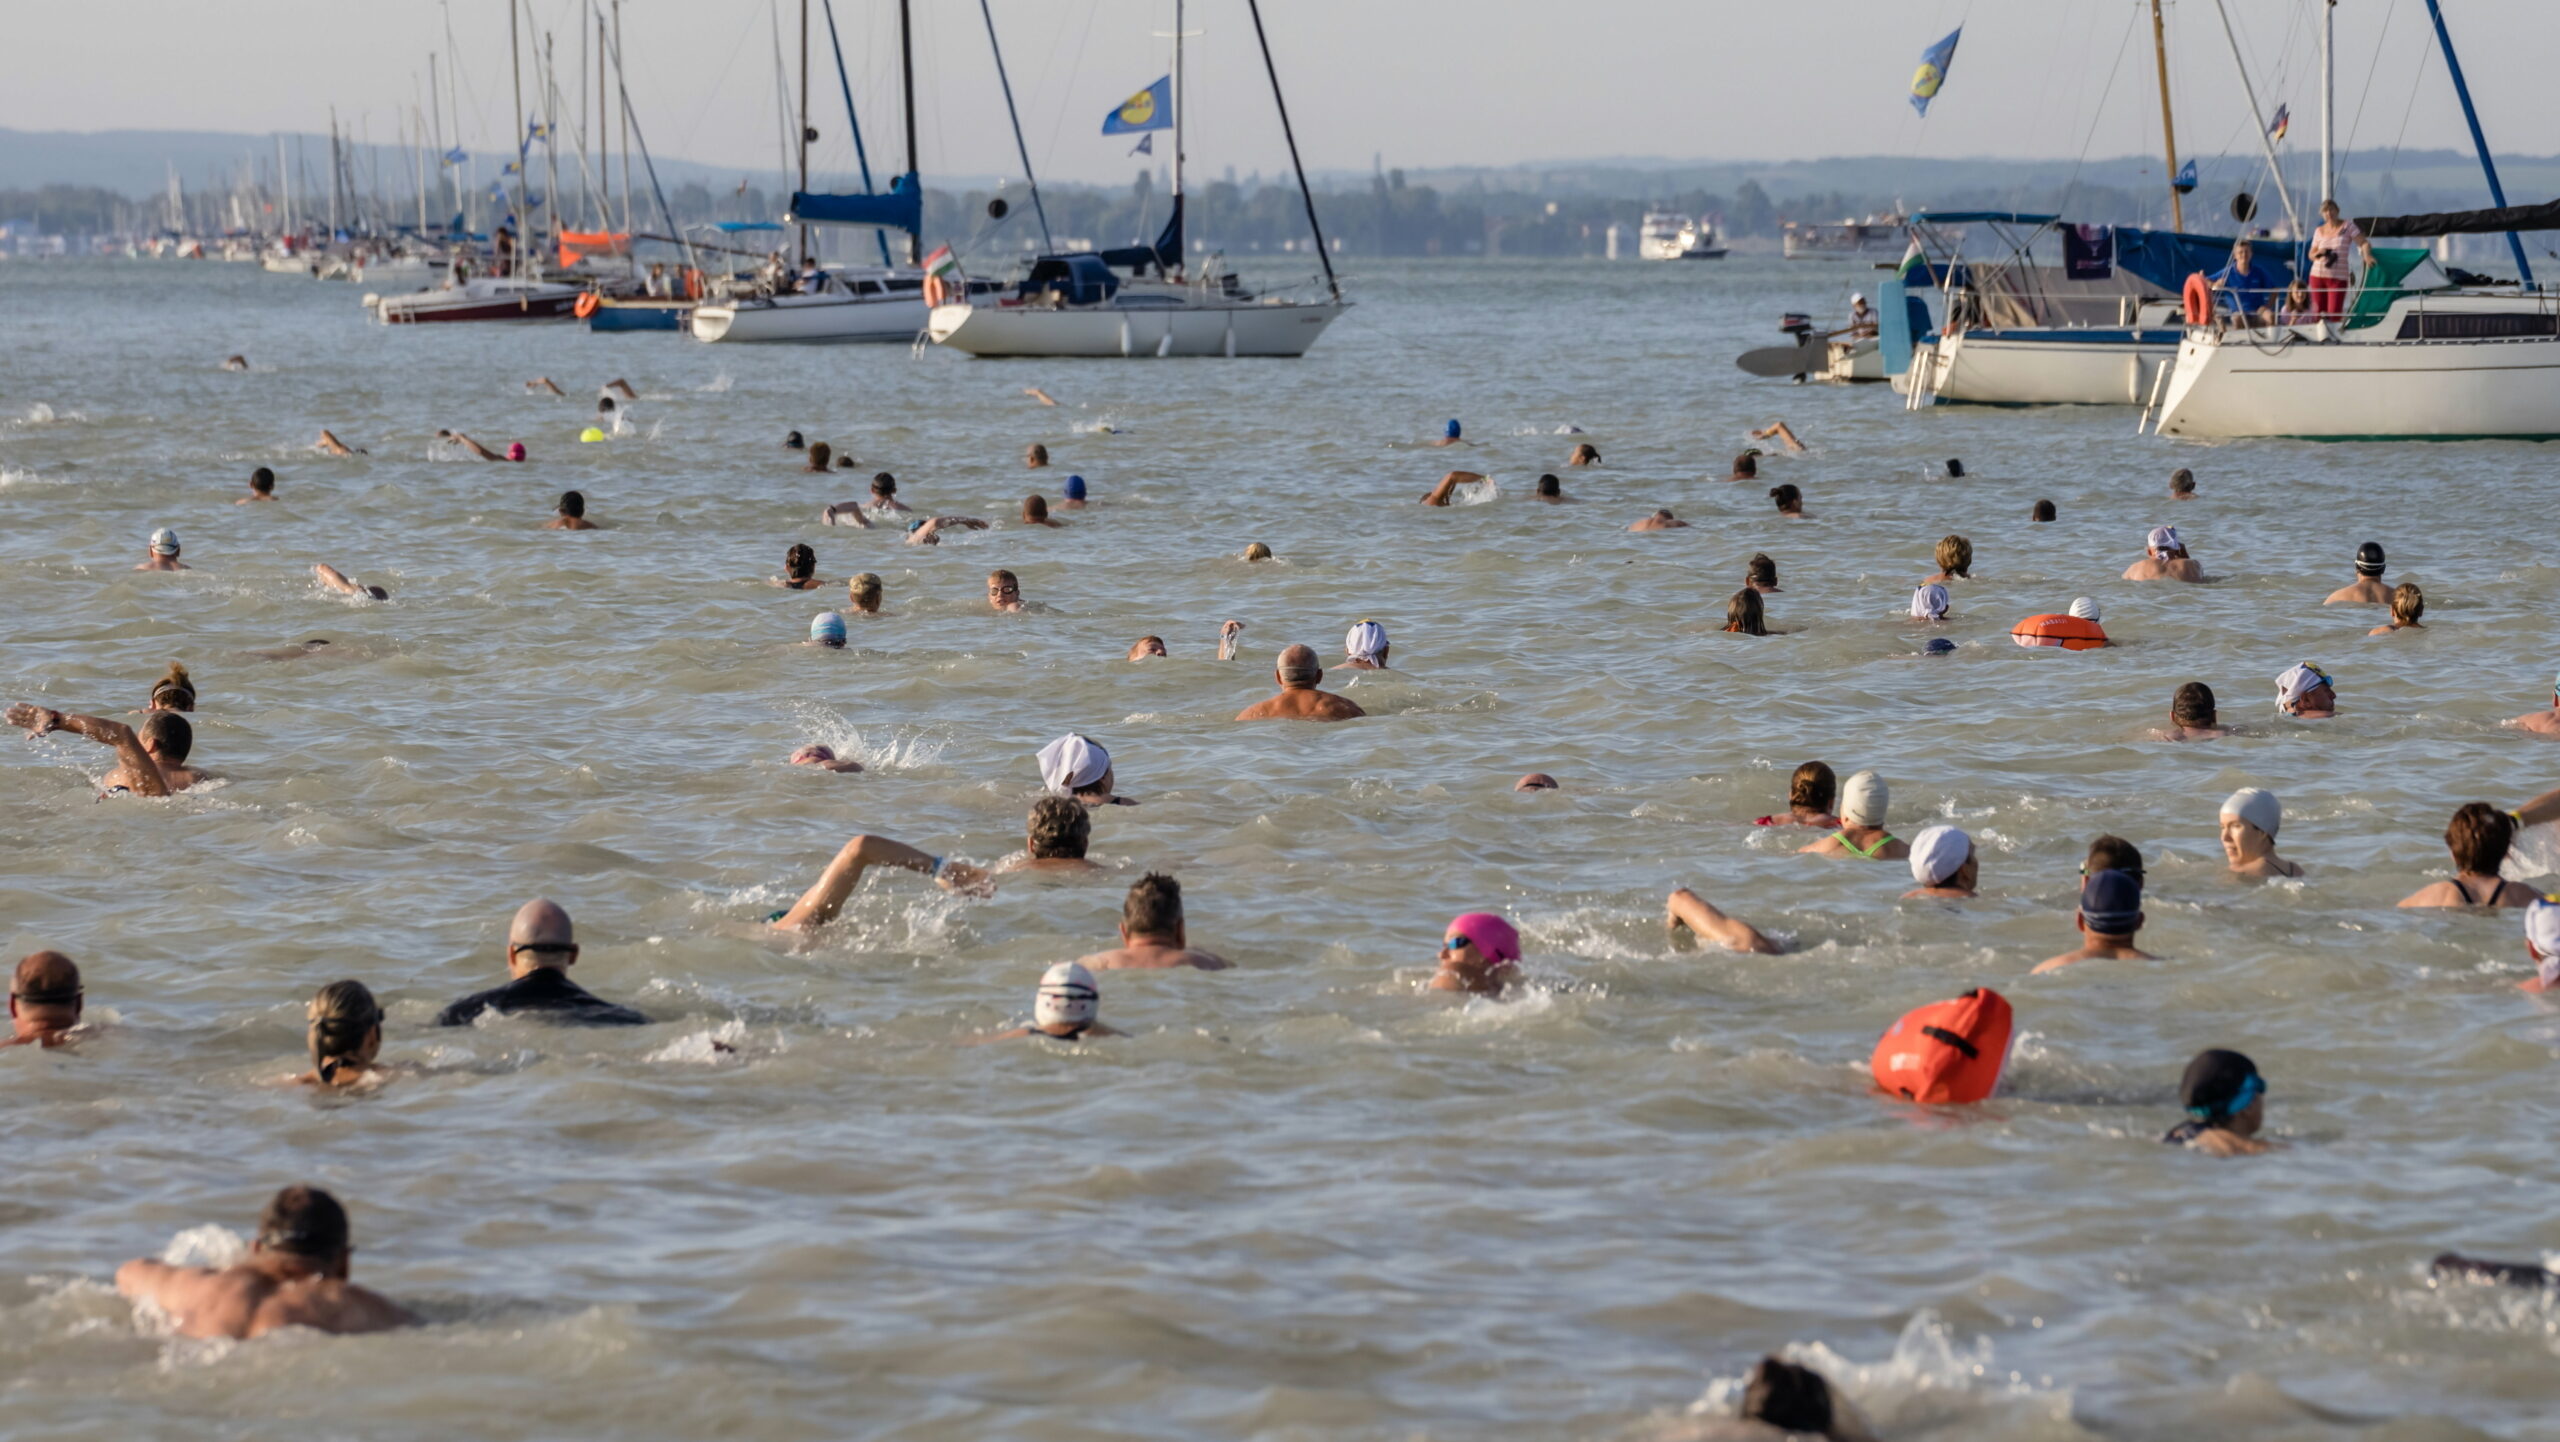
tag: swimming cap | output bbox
[1444,912,1521,965]
[1909,583,1950,621]
[2068,596,2102,622]
[1345,620,1389,664]
[786,430,805,449]
[2179,1048,2263,1122]
[1036,733,1111,795]
[1907,824,1972,887]
[2275,662,2332,710]
[1063,475,1087,500]
[2220,787,2282,840]
[2079,869,2143,935]
[2354,541,2386,576]
[1839,770,1888,827]
[2146,524,2183,554]
[579,427,607,443]
[148,527,179,556]
[1924,637,1957,655]
[906,517,929,533]
[1034,961,1099,1029]
[2528,897,2560,972]
[506,442,527,461]
[1443,419,1461,440]
[808,612,847,646]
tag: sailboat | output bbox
[926,0,1347,359]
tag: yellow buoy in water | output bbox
[579,427,607,443]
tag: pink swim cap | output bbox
[1444,912,1521,964]
[506,441,527,461]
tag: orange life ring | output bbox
[1872,988,2013,1105]
[2182,271,2212,325]
[572,292,601,319]
[2010,614,2109,651]
[923,273,945,308]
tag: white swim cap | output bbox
[2527,897,2560,971]
[2220,787,2282,840]
[2068,596,2102,622]
[2275,662,2331,710]
[1909,583,1950,620]
[149,528,180,556]
[1036,733,1111,795]
[1907,824,1972,887]
[1034,961,1099,1028]
[1840,770,1888,827]
[1344,620,1389,664]
[2147,524,2183,554]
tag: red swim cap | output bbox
[1871,987,2013,1104]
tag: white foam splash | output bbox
[644,1018,760,1065]
[1689,1309,2074,1432]
[1452,477,1500,506]
[159,1224,248,1269]
[696,373,734,393]
[779,705,949,773]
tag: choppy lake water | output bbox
[6,254,2560,1440]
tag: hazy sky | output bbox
[5,0,2548,185]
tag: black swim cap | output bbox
[1742,1358,1834,1434]
[785,430,805,449]
[2355,541,2385,576]
[2179,1048,2262,1122]
[1945,458,1966,478]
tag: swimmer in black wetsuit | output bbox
[435,900,645,1027]
[980,961,1121,1042]
[2162,1048,2273,1156]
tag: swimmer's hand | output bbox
[1218,620,1244,661]
[7,704,61,739]
[934,860,996,899]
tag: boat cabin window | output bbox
[2395,311,2558,340]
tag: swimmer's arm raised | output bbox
[774,834,991,928]
[312,564,361,595]
[1419,471,1483,506]
[447,431,502,462]
[1665,888,1780,954]
[2514,786,2560,829]
[7,706,168,797]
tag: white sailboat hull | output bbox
[928,298,1344,358]
[1925,328,2183,406]
[2155,326,2560,439]
[690,291,927,344]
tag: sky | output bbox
[3,0,2550,187]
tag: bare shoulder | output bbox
[2398,882,2457,908]
[2031,952,2084,974]
[251,1278,412,1337]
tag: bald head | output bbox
[11,951,83,1040]
[506,899,578,975]
[1276,644,1322,690]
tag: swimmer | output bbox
[1532,474,1575,504]
[2085,833,2144,880]
[1800,771,1907,860]
[2430,1253,2560,1290]
[820,499,873,528]
[1020,495,1063,527]
[1943,458,1966,479]
[1217,619,1245,661]
[2123,525,2204,582]
[1059,475,1089,510]
[1432,912,1524,992]
[138,527,187,571]
[439,430,520,462]
[1236,644,1366,721]
[1663,888,1782,954]
[1746,553,1781,594]
[1428,419,1465,448]
[986,569,1026,613]
[982,962,1122,1041]
[526,377,565,396]
[1751,421,1805,453]
[2504,670,2560,737]
[1903,825,1979,898]
[115,1185,414,1340]
[1927,535,1972,583]
[2368,581,2425,635]
[868,473,911,514]
[1923,638,1957,656]
[2517,897,2560,991]
[767,828,998,930]
[1629,508,1689,532]
[1711,1355,1880,1441]
[602,378,636,400]
[1127,635,1168,660]
[1342,620,1390,671]
[903,515,987,547]
[773,543,823,590]
[2324,541,2391,604]
[547,491,598,530]
[1079,873,1229,970]
[1756,761,1839,828]
[1566,442,1600,467]
[6,703,199,794]
[846,573,883,615]
[2031,499,2057,522]
[312,564,388,600]
[2275,662,2337,719]
[1419,470,1487,506]
[2033,869,2156,972]
[6,951,84,1048]
[1727,452,1759,482]
[785,430,806,451]
[2162,1049,2274,1156]
[789,743,863,773]
[147,663,196,713]
[2154,681,2227,741]
[221,355,249,372]
[2170,467,2197,500]
[1038,733,1130,806]
[436,899,647,1025]
[293,980,384,1088]
[239,467,277,503]
[1909,582,1950,623]
[1724,589,1767,636]
[1024,387,1060,407]
[1768,484,1804,518]
[2219,788,2302,879]
[2399,802,2535,908]
[1241,542,1274,561]
[803,441,833,473]
[1515,772,1559,791]
[808,613,847,648]
[1025,442,1050,469]
[837,453,857,469]
[314,429,364,456]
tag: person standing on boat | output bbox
[2308,200,2374,323]
[492,224,516,278]
[646,262,671,298]
[2205,238,2283,321]
[1845,293,1876,338]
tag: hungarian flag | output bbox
[2267,104,2290,142]
[923,244,957,277]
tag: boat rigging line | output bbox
[1245,0,1338,302]
[977,0,1054,251]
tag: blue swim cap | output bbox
[1443,419,1461,439]
[809,612,847,646]
[1064,474,1087,500]
[1925,638,1957,655]
[906,517,928,533]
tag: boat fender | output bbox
[573,292,601,319]
[683,268,704,300]
[2010,614,2108,651]
[2181,271,2211,326]
[1871,987,2012,1104]
[923,274,945,308]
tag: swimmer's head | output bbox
[782,543,817,582]
[150,662,196,712]
[1724,588,1766,636]
[250,467,275,495]
[808,612,847,648]
[1344,620,1389,666]
[557,490,586,518]
[1741,1357,1837,1435]
[1241,541,1273,561]
[2355,540,2386,577]
[1515,772,1559,792]
[2178,1049,2265,1130]
[2084,834,2143,880]
[1443,419,1461,440]
[1768,483,1802,514]
[2220,788,2283,860]
[9,951,82,1040]
[987,569,1021,606]
[1034,960,1099,1029]
[1747,553,1779,588]
[1441,912,1522,972]
[789,744,839,766]
[1789,761,1836,814]
[1027,795,1091,860]
[2274,661,2332,714]
[1535,474,1561,497]
[1908,825,1974,889]
[1731,452,1758,479]
[847,573,882,612]
[1022,495,1050,524]
[1839,770,1887,827]
[1036,733,1112,798]
[2069,596,2102,623]
[2031,499,2057,522]
[786,430,806,450]
[2171,681,2217,728]
[2146,524,2185,558]
[139,710,191,764]
[2078,868,2144,939]
[506,442,527,462]
[1123,872,1184,939]
[1128,635,1167,660]
[1945,458,1965,478]
[2447,802,2516,875]
[1924,637,1956,654]
[2390,581,2424,626]
[905,517,929,534]
[255,1185,352,1272]
[1910,582,1950,621]
[2170,467,2196,495]
[305,979,382,1084]
[148,528,180,558]
[597,395,616,414]
[806,441,833,470]
[1063,474,1087,501]
[1025,443,1049,467]
[1936,534,1972,578]
[871,472,897,498]
[1277,644,1322,689]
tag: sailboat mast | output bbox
[328,108,343,238]
[543,30,564,267]
[2150,0,2183,233]
[900,0,919,265]
[1171,0,1185,278]
[2319,0,2333,204]
[615,0,633,235]
[1243,0,1338,302]
[797,0,812,269]
[509,0,532,271]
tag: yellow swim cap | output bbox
[579,427,607,443]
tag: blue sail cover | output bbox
[788,172,922,234]
[2112,227,2282,291]
[1098,196,1182,274]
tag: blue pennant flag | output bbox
[1102,76,1173,135]
[526,118,551,143]
[1130,132,1155,157]
[1910,27,1961,116]
[501,160,523,177]
[441,147,467,167]
[2173,158,2197,194]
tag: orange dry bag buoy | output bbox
[1872,987,2013,1105]
[2010,614,2108,651]
[572,292,601,319]
[2182,271,2212,325]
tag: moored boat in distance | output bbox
[928,254,1343,358]
[375,275,586,324]
[1783,214,1908,260]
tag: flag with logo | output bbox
[1910,28,1961,116]
[442,147,467,167]
[1102,76,1173,135]
[2173,158,2197,194]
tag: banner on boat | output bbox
[1103,77,1174,135]
[1910,28,1960,117]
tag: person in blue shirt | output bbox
[2207,237,2284,318]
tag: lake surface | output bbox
[5,253,2560,1440]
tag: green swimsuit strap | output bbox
[1832,830,1897,859]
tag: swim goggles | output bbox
[2188,1071,2266,1123]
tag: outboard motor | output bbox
[1779,312,1814,340]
